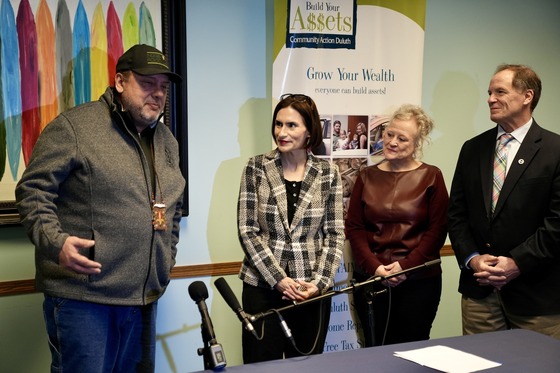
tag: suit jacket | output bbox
[448,120,560,315]
[237,149,345,292]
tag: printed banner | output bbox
[273,0,426,351]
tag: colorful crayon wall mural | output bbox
[0,0,162,202]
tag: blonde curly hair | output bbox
[389,104,434,159]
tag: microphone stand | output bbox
[197,322,213,370]
[197,322,226,371]
[249,259,441,345]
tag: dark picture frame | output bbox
[162,0,189,217]
[0,0,188,225]
[0,202,19,225]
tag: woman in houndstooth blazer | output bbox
[237,94,345,364]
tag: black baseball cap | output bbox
[116,44,182,83]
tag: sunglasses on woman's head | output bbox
[280,93,312,103]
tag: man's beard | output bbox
[121,96,161,128]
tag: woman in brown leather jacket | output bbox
[345,104,449,347]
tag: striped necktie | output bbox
[492,133,514,213]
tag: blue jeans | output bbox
[43,295,157,373]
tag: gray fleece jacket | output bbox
[16,87,185,306]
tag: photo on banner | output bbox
[273,0,426,351]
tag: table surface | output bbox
[193,329,560,373]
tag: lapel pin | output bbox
[518,159,524,165]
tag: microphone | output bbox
[188,281,227,371]
[214,277,258,339]
[188,281,217,343]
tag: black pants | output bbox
[352,274,442,347]
[241,283,331,364]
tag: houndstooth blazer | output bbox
[237,149,344,292]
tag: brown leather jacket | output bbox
[345,163,448,280]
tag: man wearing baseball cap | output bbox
[116,43,182,83]
[16,44,185,372]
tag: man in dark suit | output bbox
[448,64,560,338]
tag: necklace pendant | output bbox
[152,203,167,231]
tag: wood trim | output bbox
[0,279,36,297]
[440,244,454,257]
[170,261,241,279]
[0,245,454,297]
[0,262,243,297]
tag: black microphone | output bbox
[214,277,258,339]
[189,281,217,343]
[277,312,296,347]
[188,281,227,371]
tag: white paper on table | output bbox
[393,345,502,373]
